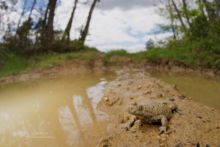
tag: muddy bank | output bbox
[145,58,220,78]
[105,55,220,77]
[97,69,220,147]
[0,59,220,146]
[0,59,109,86]
[0,58,219,86]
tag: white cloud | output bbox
[1,0,171,52]
[54,0,170,52]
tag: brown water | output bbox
[0,73,115,147]
[154,72,220,110]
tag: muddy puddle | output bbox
[153,72,220,109]
[0,72,115,147]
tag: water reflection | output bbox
[153,72,220,109]
[0,73,114,147]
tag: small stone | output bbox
[188,97,192,100]
[137,85,142,89]
[197,115,203,119]
[130,97,134,100]
[104,97,109,102]
[97,138,111,147]
[178,95,186,99]
[158,93,164,98]
[175,143,183,147]
[144,90,152,95]
[169,98,175,101]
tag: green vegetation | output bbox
[146,39,220,69]
[0,48,100,77]
[144,0,220,69]
[1,0,220,78]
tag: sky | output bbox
[2,0,172,52]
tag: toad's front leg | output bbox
[158,115,168,134]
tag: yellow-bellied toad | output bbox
[127,99,177,134]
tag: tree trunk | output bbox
[28,0,37,21]
[39,3,49,45]
[202,0,216,21]
[17,0,27,28]
[62,0,79,41]
[198,0,206,17]
[79,0,99,44]
[45,0,57,42]
[168,0,177,39]
[215,0,220,17]
[43,3,49,29]
[182,0,192,28]
[171,0,187,32]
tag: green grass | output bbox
[102,39,220,69]
[0,49,101,77]
[31,49,100,68]
[145,39,220,69]
[145,48,196,65]
[1,39,219,78]
[103,48,193,65]
[0,55,28,76]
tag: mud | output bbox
[97,69,220,147]
[0,60,220,146]
[1,58,219,86]
[0,60,108,86]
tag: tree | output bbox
[79,0,100,44]
[215,0,220,17]
[28,0,37,21]
[167,0,177,39]
[181,0,192,28]
[0,1,8,32]
[62,0,79,41]
[197,0,206,17]
[146,39,155,49]
[17,0,27,28]
[171,0,187,32]
[202,0,216,21]
[43,0,57,44]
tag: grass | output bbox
[1,38,219,77]
[0,55,28,76]
[102,38,220,69]
[0,49,101,77]
[103,48,193,65]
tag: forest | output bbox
[0,0,220,76]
